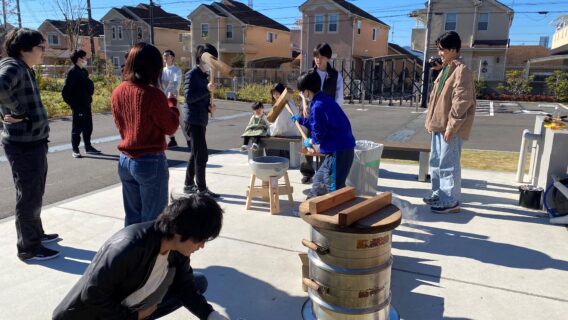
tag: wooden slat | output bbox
[308,187,356,215]
[337,192,392,226]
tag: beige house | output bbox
[38,19,105,65]
[188,0,291,68]
[100,4,191,69]
[551,14,568,55]
[410,0,514,82]
[298,0,390,72]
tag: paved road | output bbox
[1,99,560,219]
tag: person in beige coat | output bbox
[424,31,476,213]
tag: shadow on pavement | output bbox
[26,243,96,275]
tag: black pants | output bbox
[185,125,208,191]
[149,273,208,319]
[71,108,93,150]
[243,136,261,145]
[300,155,315,178]
[4,142,48,257]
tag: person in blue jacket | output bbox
[292,71,356,198]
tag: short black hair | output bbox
[3,28,45,58]
[155,194,223,243]
[70,49,87,64]
[297,71,321,94]
[251,101,264,111]
[271,83,285,103]
[163,49,175,57]
[435,31,462,53]
[313,43,332,59]
[195,43,218,64]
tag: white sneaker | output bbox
[251,143,259,151]
[240,145,249,152]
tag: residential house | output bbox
[410,0,514,82]
[38,19,104,65]
[0,23,15,57]
[551,14,568,55]
[100,4,191,69]
[188,0,291,69]
[298,0,390,72]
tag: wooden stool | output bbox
[245,172,294,214]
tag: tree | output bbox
[497,70,534,96]
[545,71,568,102]
[54,0,85,52]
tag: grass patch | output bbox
[382,149,527,172]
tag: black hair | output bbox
[155,194,223,243]
[195,43,218,64]
[163,49,175,57]
[70,49,87,64]
[3,28,45,58]
[297,71,321,94]
[123,42,163,86]
[313,43,332,59]
[251,101,264,111]
[270,83,285,103]
[435,31,462,53]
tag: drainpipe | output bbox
[516,129,542,183]
[217,17,221,80]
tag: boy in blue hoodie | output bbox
[293,71,356,198]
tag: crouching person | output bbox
[53,194,229,320]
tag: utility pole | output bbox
[2,0,7,29]
[149,0,155,44]
[420,0,433,108]
[86,0,95,60]
[16,0,21,28]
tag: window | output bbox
[478,13,489,31]
[117,26,123,40]
[328,14,338,32]
[315,15,324,33]
[48,34,59,45]
[112,56,119,67]
[445,13,457,31]
[372,28,377,41]
[201,23,209,38]
[266,32,274,43]
[357,20,361,34]
[137,27,143,40]
[226,24,233,39]
[111,26,116,40]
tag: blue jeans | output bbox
[308,149,354,199]
[429,132,462,206]
[118,152,169,226]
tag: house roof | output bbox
[203,4,227,17]
[123,3,191,31]
[45,19,104,37]
[115,8,135,20]
[213,0,290,32]
[388,42,423,64]
[330,0,389,27]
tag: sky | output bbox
[11,0,568,47]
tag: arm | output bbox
[184,71,210,105]
[446,66,475,139]
[173,256,214,320]
[86,71,95,96]
[150,90,180,136]
[62,69,78,106]
[173,68,182,93]
[336,73,344,106]
[0,64,25,116]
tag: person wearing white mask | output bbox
[62,49,100,158]
[161,49,185,148]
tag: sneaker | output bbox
[19,246,60,261]
[72,149,82,158]
[41,233,60,244]
[183,185,198,194]
[85,146,101,154]
[168,138,178,148]
[422,194,439,205]
[251,143,259,151]
[240,145,249,152]
[431,202,460,214]
[198,188,221,199]
[301,176,313,184]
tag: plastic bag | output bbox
[346,140,384,196]
[268,110,299,137]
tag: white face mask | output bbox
[200,62,211,73]
[80,60,88,68]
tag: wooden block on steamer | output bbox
[308,187,356,215]
[338,192,392,226]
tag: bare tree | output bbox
[54,0,86,52]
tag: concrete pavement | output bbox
[0,151,566,319]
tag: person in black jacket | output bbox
[183,43,220,198]
[62,49,100,158]
[53,194,229,320]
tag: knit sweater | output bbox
[111,81,179,158]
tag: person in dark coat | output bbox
[53,195,229,320]
[62,49,100,158]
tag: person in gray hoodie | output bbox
[0,28,59,261]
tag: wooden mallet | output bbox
[266,88,308,140]
[200,52,234,116]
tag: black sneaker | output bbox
[85,146,102,154]
[301,176,313,184]
[422,194,439,205]
[41,233,60,244]
[72,149,82,158]
[183,185,198,194]
[198,188,221,199]
[431,202,461,214]
[19,246,60,261]
[168,138,178,148]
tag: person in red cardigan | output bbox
[111,42,180,226]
